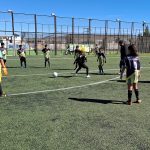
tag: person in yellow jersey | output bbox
[42,44,50,68]
[0,42,7,65]
[17,45,27,68]
[97,48,106,74]
[0,47,8,97]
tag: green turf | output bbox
[0,53,150,150]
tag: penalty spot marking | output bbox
[9,76,119,96]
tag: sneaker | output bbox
[133,100,142,104]
[86,75,90,78]
[0,92,7,98]
[126,100,132,105]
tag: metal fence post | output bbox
[10,11,16,56]
[34,14,38,55]
[105,20,108,52]
[72,17,74,45]
[88,19,91,45]
[54,15,57,55]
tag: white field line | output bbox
[9,76,119,96]
[3,68,119,77]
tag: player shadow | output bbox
[29,66,46,68]
[52,68,73,70]
[7,66,21,68]
[90,72,118,75]
[69,97,126,105]
[112,80,150,83]
[49,75,73,78]
[139,81,150,83]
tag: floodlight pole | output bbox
[10,11,16,56]
[131,22,134,41]
[52,14,57,55]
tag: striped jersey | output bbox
[125,55,140,77]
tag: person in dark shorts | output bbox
[42,44,50,68]
[74,51,90,78]
[118,40,128,74]
[120,44,141,105]
[97,48,106,74]
[17,45,27,68]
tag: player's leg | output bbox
[20,57,23,67]
[47,58,50,68]
[4,59,6,65]
[24,57,27,68]
[44,58,47,67]
[127,84,133,105]
[82,64,89,76]
[76,65,82,74]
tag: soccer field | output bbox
[0,53,150,150]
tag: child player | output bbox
[17,45,27,68]
[97,48,106,74]
[74,51,90,78]
[120,44,141,105]
[0,42,7,65]
[42,44,50,68]
[74,45,80,70]
[0,48,8,97]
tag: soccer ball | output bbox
[53,72,58,77]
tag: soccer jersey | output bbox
[125,55,140,78]
[75,54,87,64]
[0,47,7,60]
[97,52,106,65]
[42,48,50,59]
[17,48,26,57]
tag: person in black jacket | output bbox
[118,40,128,74]
[74,51,90,78]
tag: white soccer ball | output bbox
[53,72,58,77]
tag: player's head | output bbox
[45,44,47,47]
[128,44,138,56]
[1,42,4,47]
[118,40,124,46]
[19,44,22,48]
[76,45,79,49]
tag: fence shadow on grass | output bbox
[69,97,126,105]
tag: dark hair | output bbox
[128,44,138,56]
[118,40,124,44]
[1,42,4,45]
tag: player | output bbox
[0,48,8,97]
[0,42,7,65]
[94,44,99,56]
[42,44,50,68]
[74,45,80,70]
[17,45,27,68]
[118,40,128,74]
[97,48,106,74]
[120,44,141,105]
[74,51,90,78]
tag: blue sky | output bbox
[0,0,150,23]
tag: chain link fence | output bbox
[0,11,150,55]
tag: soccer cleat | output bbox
[133,100,142,104]
[86,75,90,78]
[126,100,132,105]
[0,92,7,98]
